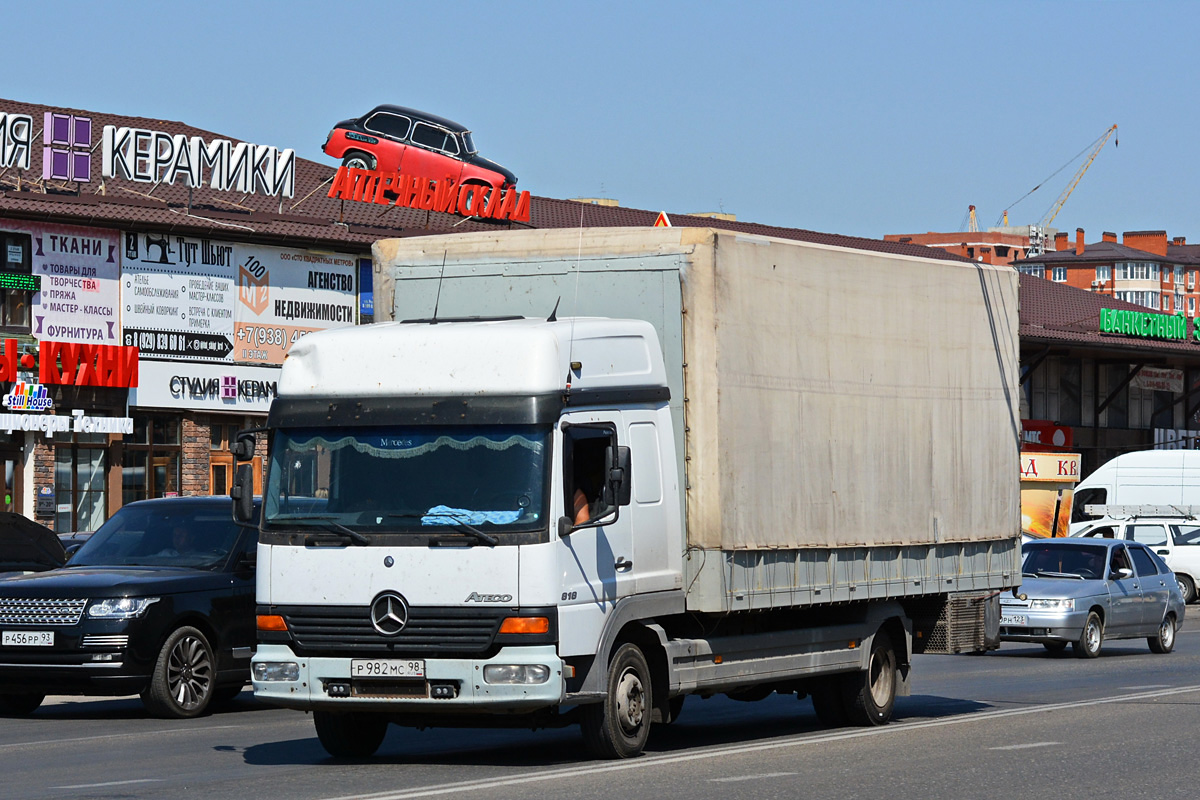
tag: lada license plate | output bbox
[350,659,425,678]
[999,614,1027,626]
[2,630,53,646]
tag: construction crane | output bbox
[1001,124,1118,256]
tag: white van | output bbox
[1069,450,1200,534]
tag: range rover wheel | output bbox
[0,693,44,715]
[314,711,389,758]
[141,626,215,718]
[341,151,375,170]
[580,643,652,759]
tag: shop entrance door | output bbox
[210,419,262,497]
[0,445,23,513]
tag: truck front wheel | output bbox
[314,711,389,758]
[580,643,652,759]
[842,630,897,726]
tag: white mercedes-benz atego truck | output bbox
[237,227,1021,759]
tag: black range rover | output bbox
[0,497,258,718]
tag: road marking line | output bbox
[0,724,243,751]
[319,684,1200,800]
[51,779,164,790]
[1121,685,1169,690]
[988,742,1060,750]
[711,772,798,782]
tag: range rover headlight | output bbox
[87,597,161,619]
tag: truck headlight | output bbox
[253,662,300,682]
[87,597,160,619]
[483,664,551,685]
[1029,598,1074,611]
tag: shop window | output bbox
[1058,361,1081,426]
[1152,390,1174,430]
[123,415,181,504]
[1105,367,1128,429]
[54,431,108,533]
[0,231,33,331]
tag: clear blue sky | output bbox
[6,0,1197,240]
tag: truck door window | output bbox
[564,426,614,525]
[1071,487,1106,523]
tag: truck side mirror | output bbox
[231,430,257,462]
[604,445,633,507]
[231,463,255,523]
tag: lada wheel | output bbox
[1148,614,1177,654]
[314,711,389,758]
[142,626,215,718]
[843,630,897,726]
[1074,611,1103,659]
[580,643,652,759]
[0,693,44,715]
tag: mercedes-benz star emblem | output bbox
[370,592,409,636]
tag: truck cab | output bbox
[243,316,682,757]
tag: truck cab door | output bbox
[556,414,636,650]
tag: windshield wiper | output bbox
[1036,570,1084,580]
[387,513,498,547]
[273,514,369,546]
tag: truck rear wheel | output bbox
[580,643,652,759]
[810,679,849,726]
[843,630,897,726]
[314,711,389,758]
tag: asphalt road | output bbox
[3,623,1198,800]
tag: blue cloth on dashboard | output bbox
[421,505,522,526]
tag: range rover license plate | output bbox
[2,631,53,646]
[350,659,425,678]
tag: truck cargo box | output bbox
[374,227,1021,612]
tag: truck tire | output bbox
[0,693,44,715]
[141,626,215,718]
[1148,614,1176,654]
[580,643,652,759]
[314,711,389,758]
[1074,611,1103,659]
[810,679,849,727]
[843,630,897,726]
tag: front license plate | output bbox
[350,659,425,678]
[1000,614,1027,626]
[2,630,53,647]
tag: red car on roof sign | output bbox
[322,105,517,191]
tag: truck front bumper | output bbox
[252,644,565,712]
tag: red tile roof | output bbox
[1020,274,1200,359]
[0,97,964,263]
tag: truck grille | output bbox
[279,605,506,656]
[0,598,86,626]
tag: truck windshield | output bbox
[264,425,550,536]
